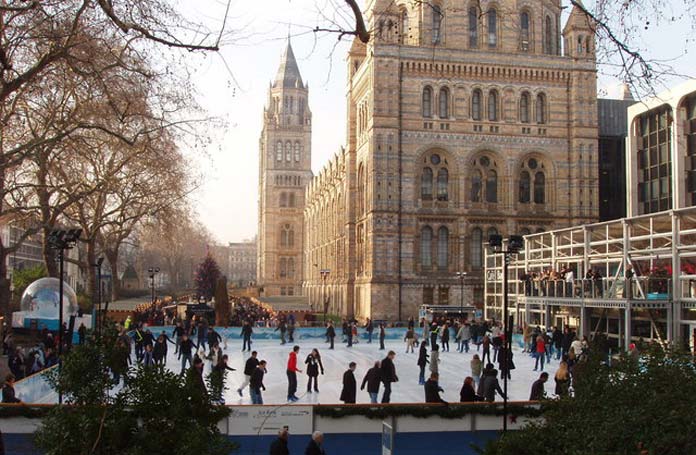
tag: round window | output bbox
[528,158,538,169]
[480,156,490,167]
[430,154,441,165]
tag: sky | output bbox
[180,0,696,245]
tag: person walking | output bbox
[533,335,546,371]
[269,428,289,455]
[340,362,357,404]
[305,348,325,393]
[440,324,450,352]
[417,341,429,385]
[360,361,382,403]
[554,361,571,397]
[530,372,549,400]
[365,318,374,343]
[429,343,440,376]
[457,322,471,353]
[250,360,267,404]
[470,354,483,390]
[286,345,302,402]
[380,351,398,403]
[241,321,253,352]
[305,431,326,455]
[424,372,447,404]
[379,323,386,350]
[459,376,480,402]
[404,327,416,353]
[326,322,336,350]
[237,351,259,397]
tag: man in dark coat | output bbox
[424,372,447,404]
[326,322,336,349]
[380,351,398,403]
[241,321,253,352]
[340,362,357,404]
[305,431,326,455]
[269,428,290,455]
[529,372,548,401]
[360,361,382,403]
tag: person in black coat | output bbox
[417,341,429,385]
[360,361,382,403]
[498,345,515,380]
[1,375,21,403]
[269,428,290,455]
[459,376,480,402]
[340,362,357,403]
[305,349,325,392]
[529,372,548,400]
[241,321,253,352]
[380,351,398,403]
[325,322,336,350]
[379,323,386,350]
[305,431,326,455]
[424,372,447,404]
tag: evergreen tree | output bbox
[194,252,221,301]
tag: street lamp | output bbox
[91,258,104,337]
[47,228,82,405]
[487,234,523,433]
[319,269,330,323]
[456,271,467,315]
[148,267,160,305]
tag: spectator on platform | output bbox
[250,360,267,404]
[340,362,357,404]
[360,361,382,403]
[530,372,549,401]
[2,374,21,404]
[417,341,429,385]
[286,345,302,402]
[237,351,259,397]
[305,348,324,393]
[424,372,447,404]
[269,428,289,455]
[459,376,480,402]
[380,351,398,403]
[305,431,326,455]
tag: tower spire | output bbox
[274,37,304,89]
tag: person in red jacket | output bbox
[533,335,546,371]
[286,345,302,402]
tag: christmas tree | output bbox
[194,252,221,301]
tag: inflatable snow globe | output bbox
[20,277,79,321]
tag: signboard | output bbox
[382,421,394,455]
[475,309,483,319]
[226,405,313,436]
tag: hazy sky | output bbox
[182,0,695,245]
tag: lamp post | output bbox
[91,258,104,337]
[456,271,467,315]
[148,267,160,305]
[487,234,523,433]
[47,228,82,405]
[320,269,330,323]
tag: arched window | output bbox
[468,7,478,48]
[438,226,449,270]
[439,87,449,118]
[487,8,497,48]
[471,228,483,269]
[534,172,545,203]
[276,141,283,161]
[520,92,530,123]
[577,36,583,55]
[401,9,409,44]
[421,226,433,270]
[421,167,433,200]
[536,93,547,124]
[544,16,553,54]
[472,89,482,121]
[486,169,498,203]
[280,192,288,207]
[520,12,530,50]
[471,169,482,202]
[294,142,301,162]
[519,171,531,203]
[488,90,498,121]
[280,224,294,248]
[285,141,292,162]
[422,86,433,118]
[432,5,443,44]
[437,168,448,201]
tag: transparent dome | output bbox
[20,277,79,320]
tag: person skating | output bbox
[498,343,515,380]
[172,322,185,357]
[481,335,491,364]
[530,372,549,400]
[241,321,253,352]
[197,319,208,351]
[360,361,382,403]
[207,326,222,354]
[380,351,398,403]
[424,372,447,404]
[305,431,326,455]
[288,320,296,343]
[347,322,354,348]
[459,376,481,402]
[365,318,374,343]
[429,343,440,376]
[269,427,289,455]
[417,341,429,385]
[305,348,324,393]
[250,360,267,404]
[533,335,546,371]
[554,361,571,397]
[404,327,416,353]
[379,323,386,350]
[340,362,357,404]
[210,354,236,404]
[237,351,259,397]
[341,320,349,343]
[325,322,336,350]
[552,326,563,360]
[481,365,506,402]
[178,334,198,375]
[440,324,450,352]
[286,345,302,402]
[275,319,287,345]
[470,354,482,389]
[457,322,471,353]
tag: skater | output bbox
[404,326,416,353]
[417,341,429,385]
[552,326,563,360]
[351,322,359,344]
[207,326,222,355]
[530,372,548,401]
[482,366,506,403]
[250,359,267,404]
[197,319,208,352]
[210,355,235,404]
[172,322,185,357]
[470,354,482,389]
[305,348,324,393]
[379,323,386,350]
[533,335,546,371]
[179,334,197,375]
[554,361,571,397]
[380,351,398,403]
[286,345,302,402]
[429,343,440,376]
[241,321,253,352]
[326,322,336,349]
[365,318,374,343]
[440,324,450,352]
[360,361,382,403]
[275,319,287,345]
[459,376,480,402]
[341,320,349,343]
[237,351,259,397]
[340,362,357,404]
[288,320,295,343]
[429,322,439,348]
[481,335,491,364]
[498,344,514,380]
[305,431,326,455]
[424,372,447,404]
[457,322,471,353]
[347,322,354,348]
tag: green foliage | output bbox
[12,264,48,300]
[481,344,696,455]
[195,252,221,301]
[34,323,235,455]
[315,403,542,420]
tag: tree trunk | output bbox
[0,241,13,318]
[36,151,59,277]
[42,225,58,277]
[105,248,120,303]
[85,240,97,304]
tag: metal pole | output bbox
[502,252,509,433]
[460,274,464,314]
[58,249,64,405]
[97,265,102,337]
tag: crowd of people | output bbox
[519,267,606,298]
[229,297,274,326]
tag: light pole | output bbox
[320,269,330,323]
[456,271,467,315]
[92,258,104,337]
[487,234,523,433]
[47,228,82,405]
[148,267,160,305]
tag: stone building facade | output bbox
[302,0,599,321]
[257,42,313,297]
[228,239,257,287]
